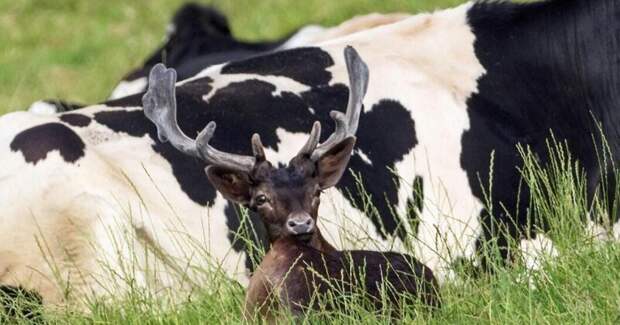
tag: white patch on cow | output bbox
[310,13,411,45]
[321,3,485,283]
[27,101,58,115]
[612,220,620,241]
[109,77,148,100]
[391,147,418,239]
[516,234,559,288]
[321,188,409,253]
[181,62,224,82]
[196,69,311,103]
[586,217,610,241]
[87,128,250,287]
[263,128,309,166]
[277,25,327,50]
[519,234,559,271]
[355,149,372,166]
[0,107,250,304]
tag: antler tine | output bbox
[143,64,256,172]
[251,133,266,162]
[194,122,256,172]
[297,121,322,157]
[342,45,369,136]
[143,63,200,157]
[310,46,369,160]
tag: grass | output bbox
[5,134,620,324]
[3,0,620,324]
[0,0,464,114]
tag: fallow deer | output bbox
[142,46,440,321]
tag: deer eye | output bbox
[255,194,268,206]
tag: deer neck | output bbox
[308,228,336,254]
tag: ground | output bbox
[2,0,620,324]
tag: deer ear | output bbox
[205,166,252,204]
[317,137,356,189]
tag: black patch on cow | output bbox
[10,123,85,165]
[94,110,153,137]
[224,202,269,272]
[338,99,418,240]
[60,113,91,127]
[221,47,334,87]
[406,176,424,234]
[103,92,144,108]
[464,0,620,263]
[187,79,319,154]
[0,285,43,323]
[301,83,350,117]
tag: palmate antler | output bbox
[142,64,257,172]
[297,46,369,161]
[142,46,369,171]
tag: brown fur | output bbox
[245,232,440,320]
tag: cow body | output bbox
[2,0,618,306]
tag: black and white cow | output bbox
[2,0,618,305]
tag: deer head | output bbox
[143,46,369,244]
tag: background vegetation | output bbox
[3,0,620,324]
[0,0,464,114]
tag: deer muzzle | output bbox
[286,212,315,237]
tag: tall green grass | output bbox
[3,133,620,324]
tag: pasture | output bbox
[2,0,620,324]
[0,0,465,114]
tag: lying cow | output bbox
[1,0,617,308]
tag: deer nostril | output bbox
[305,219,312,225]
[287,220,297,227]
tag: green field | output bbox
[0,0,464,114]
[3,0,620,324]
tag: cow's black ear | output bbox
[317,137,356,189]
[205,166,252,204]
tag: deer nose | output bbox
[286,213,315,235]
